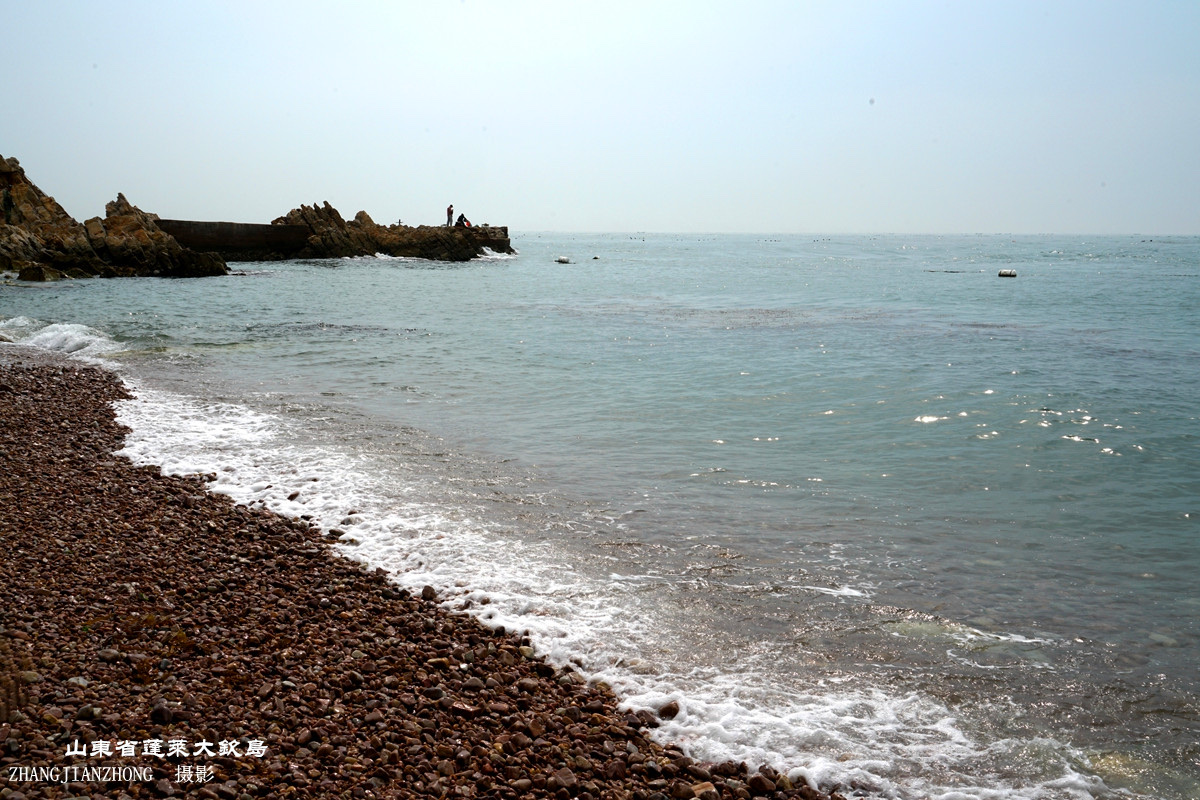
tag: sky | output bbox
[3,0,1198,234]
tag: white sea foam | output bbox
[0,318,122,363]
[1,309,1122,799]
[108,382,1113,800]
[800,584,869,598]
[480,247,518,259]
[365,253,415,261]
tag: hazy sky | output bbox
[4,1,1198,234]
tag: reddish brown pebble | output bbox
[748,772,777,794]
[0,355,844,800]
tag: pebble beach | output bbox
[0,350,843,800]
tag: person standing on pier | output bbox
[446,204,453,227]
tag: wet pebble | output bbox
[0,358,843,800]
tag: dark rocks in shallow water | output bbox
[16,264,66,282]
[748,772,777,793]
[658,699,681,719]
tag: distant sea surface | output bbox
[3,234,1197,800]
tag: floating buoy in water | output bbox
[998,269,1017,278]
[555,256,571,264]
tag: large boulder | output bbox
[273,202,513,262]
[16,264,67,282]
[0,155,105,276]
[83,194,226,278]
[0,154,227,279]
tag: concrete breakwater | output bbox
[162,203,514,263]
[155,219,310,260]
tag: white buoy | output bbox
[998,269,1017,278]
[555,256,571,264]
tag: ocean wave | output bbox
[108,382,1114,800]
[480,247,518,259]
[0,317,122,363]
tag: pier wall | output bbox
[157,219,309,258]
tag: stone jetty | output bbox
[266,203,512,262]
[158,204,512,263]
[1,154,513,281]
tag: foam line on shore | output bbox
[4,356,800,799]
[1,318,122,361]
[0,319,1115,799]
[109,379,1111,800]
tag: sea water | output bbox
[2,234,1197,799]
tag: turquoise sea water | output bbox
[3,234,1198,799]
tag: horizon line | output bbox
[510,230,1197,238]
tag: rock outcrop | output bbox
[82,194,227,278]
[0,156,106,279]
[272,202,514,262]
[2,153,513,279]
[0,154,228,280]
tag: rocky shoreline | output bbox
[1,155,513,281]
[0,156,226,280]
[0,350,845,800]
